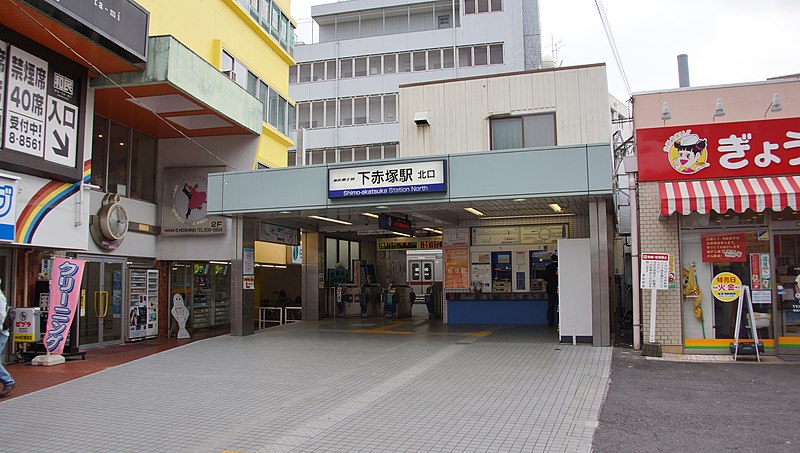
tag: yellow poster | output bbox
[711,272,742,302]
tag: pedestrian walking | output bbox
[0,280,16,397]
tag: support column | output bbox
[301,231,321,320]
[231,215,255,336]
[589,199,612,346]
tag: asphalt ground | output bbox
[592,348,800,452]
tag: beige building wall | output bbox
[638,182,683,351]
[399,64,612,156]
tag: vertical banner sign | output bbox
[750,254,762,290]
[44,257,85,354]
[4,46,48,157]
[0,40,7,148]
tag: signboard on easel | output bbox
[641,253,670,345]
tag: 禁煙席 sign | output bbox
[328,160,446,198]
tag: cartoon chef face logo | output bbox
[664,130,711,175]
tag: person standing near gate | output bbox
[544,254,559,328]
[0,281,16,397]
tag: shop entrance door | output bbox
[77,256,126,348]
[775,233,800,354]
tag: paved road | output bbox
[0,318,611,453]
[593,349,800,452]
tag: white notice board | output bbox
[641,253,670,290]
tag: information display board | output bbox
[640,253,670,290]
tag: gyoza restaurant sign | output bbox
[636,117,800,182]
[328,160,446,199]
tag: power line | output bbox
[594,0,631,97]
[8,0,233,169]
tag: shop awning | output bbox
[659,176,800,216]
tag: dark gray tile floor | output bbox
[0,317,611,453]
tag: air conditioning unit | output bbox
[222,70,237,82]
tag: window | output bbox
[339,147,352,162]
[438,15,450,29]
[478,0,489,13]
[287,150,297,166]
[354,57,367,77]
[288,65,297,84]
[339,98,353,126]
[354,97,367,124]
[312,62,325,81]
[91,116,156,202]
[464,0,476,15]
[443,48,455,68]
[279,14,288,46]
[413,51,426,71]
[311,101,324,128]
[398,52,411,72]
[368,96,382,124]
[489,44,504,64]
[325,100,336,128]
[354,146,367,161]
[298,63,312,83]
[340,58,353,78]
[491,0,502,12]
[297,102,310,129]
[271,2,280,38]
[384,94,397,122]
[326,238,360,285]
[326,60,336,80]
[247,71,258,95]
[288,103,295,132]
[368,145,382,160]
[384,143,397,158]
[221,50,234,73]
[384,54,397,73]
[428,49,442,70]
[268,88,279,127]
[474,45,488,66]
[369,56,382,75]
[490,113,556,150]
[458,47,472,67]
[309,149,324,165]
[259,81,268,123]
[325,148,336,164]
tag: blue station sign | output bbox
[328,160,446,199]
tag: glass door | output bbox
[78,256,126,348]
[775,233,800,354]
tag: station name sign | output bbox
[328,160,446,199]
[27,0,150,63]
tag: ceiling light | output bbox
[513,198,526,202]
[279,211,292,214]
[361,212,379,219]
[209,260,229,265]
[464,207,485,216]
[375,205,389,209]
[483,213,576,220]
[309,215,353,225]
[422,227,443,234]
[548,203,563,212]
[392,231,412,237]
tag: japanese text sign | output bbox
[702,233,746,262]
[0,173,19,242]
[44,257,85,354]
[329,160,446,198]
[637,117,800,181]
[444,247,470,289]
[640,253,670,290]
[711,272,742,302]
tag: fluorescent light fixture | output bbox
[464,207,485,216]
[375,205,389,209]
[548,203,563,212]
[257,264,288,269]
[422,227,443,234]
[361,212,379,219]
[483,213,576,220]
[392,231,412,237]
[279,211,292,214]
[513,198,526,202]
[209,260,229,265]
[309,215,353,225]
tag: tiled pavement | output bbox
[0,317,612,453]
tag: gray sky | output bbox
[290,0,800,102]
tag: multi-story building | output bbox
[288,0,542,166]
[1,0,296,358]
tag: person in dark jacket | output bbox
[543,254,559,327]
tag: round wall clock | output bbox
[98,202,129,241]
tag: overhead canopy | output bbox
[659,176,800,216]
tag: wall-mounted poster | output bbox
[444,247,469,289]
[702,233,746,262]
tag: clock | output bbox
[98,202,129,241]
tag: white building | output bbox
[288,0,542,166]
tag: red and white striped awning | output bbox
[659,176,800,216]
